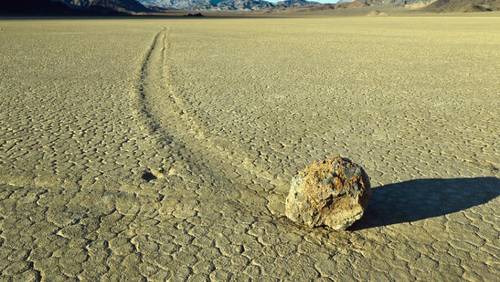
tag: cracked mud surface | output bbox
[0,18,499,280]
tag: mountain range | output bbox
[2,0,499,14]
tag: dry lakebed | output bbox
[0,17,499,280]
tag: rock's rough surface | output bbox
[285,156,371,230]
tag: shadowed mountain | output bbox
[351,177,499,230]
[0,0,75,15]
[0,0,148,15]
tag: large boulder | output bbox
[285,156,371,230]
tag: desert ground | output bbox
[0,16,499,280]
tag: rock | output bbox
[185,12,204,17]
[285,156,371,230]
[367,10,388,16]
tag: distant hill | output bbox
[338,0,434,6]
[364,0,433,4]
[339,0,500,11]
[426,0,500,12]
[335,1,368,8]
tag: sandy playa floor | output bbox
[0,17,499,280]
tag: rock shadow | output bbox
[351,177,499,230]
